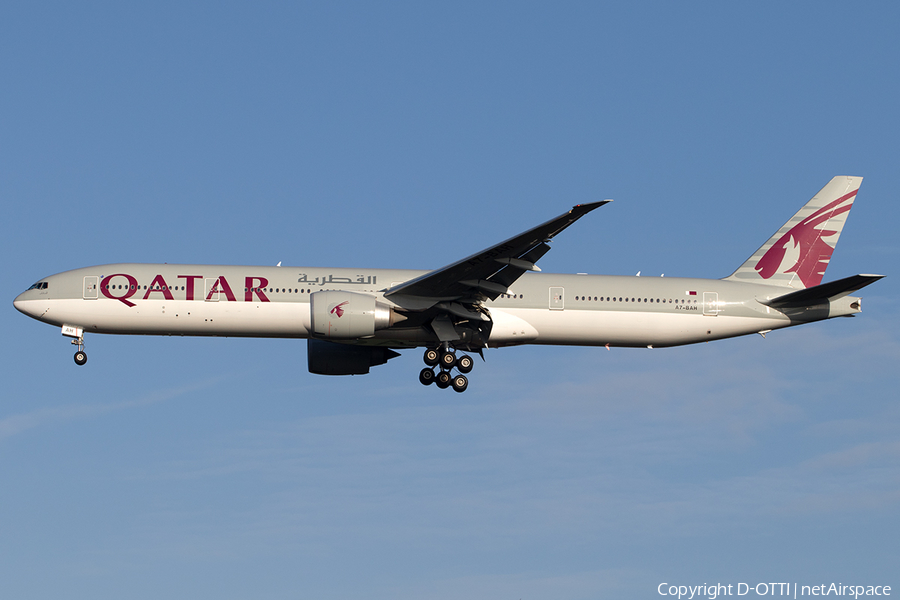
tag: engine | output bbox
[307,339,400,375]
[309,290,404,339]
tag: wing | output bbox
[385,201,609,307]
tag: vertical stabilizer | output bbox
[725,176,862,289]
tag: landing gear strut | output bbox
[420,346,472,393]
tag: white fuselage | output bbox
[13,263,857,350]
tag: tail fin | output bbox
[725,176,863,289]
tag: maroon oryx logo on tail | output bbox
[755,190,857,288]
[329,301,349,318]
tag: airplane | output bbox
[14,176,883,393]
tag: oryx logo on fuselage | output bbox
[755,190,856,288]
[329,301,349,318]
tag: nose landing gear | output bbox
[420,346,472,393]
[62,325,88,366]
[72,337,87,366]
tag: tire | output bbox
[457,354,474,374]
[419,368,435,386]
[423,348,439,367]
[451,374,468,393]
[74,351,88,366]
[436,371,452,389]
[439,351,456,369]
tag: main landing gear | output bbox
[419,346,474,393]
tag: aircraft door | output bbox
[549,287,565,310]
[703,292,719,316]
[205,278,219,301]
[83,276,98,299]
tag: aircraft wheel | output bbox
[439,350,456,369]
[457,354,474,374]
[451,374,468,393]
[419,367,435,386]
[436,371,452,389]
[74,351,88,366]
[423,348,439,367]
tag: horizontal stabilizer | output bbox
[760,274,884,309]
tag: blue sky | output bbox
[2,3,898,598]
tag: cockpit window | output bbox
[26,282,48,291]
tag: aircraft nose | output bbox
[14,291,26,312]
[13,291,40,319]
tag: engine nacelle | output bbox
[307,339,400,375]
[310,290,402,339]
